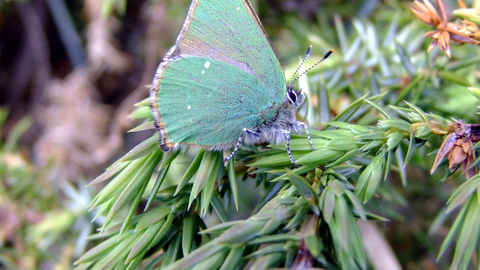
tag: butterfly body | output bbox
[150,0,311,162]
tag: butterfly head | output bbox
[286,47,333,109]
[286,87,305,108]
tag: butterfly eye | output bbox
[287,88,297,104]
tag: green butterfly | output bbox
[150,0,331,164]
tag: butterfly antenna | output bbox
[288,45,313,88]
[290,49,334,87]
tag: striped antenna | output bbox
[289,49,334,87]
[288,45,313,88]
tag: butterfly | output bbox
[150,0,332,164]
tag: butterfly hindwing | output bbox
[156,57,274,149]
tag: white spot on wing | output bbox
[202,70,205,75]
[188,105,191,110]
[236,7,240,10]
[204,61,210,68]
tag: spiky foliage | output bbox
[77,1,480,269]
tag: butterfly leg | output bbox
[278,129,295,164]
[295,121,314,151]
[224,128,257,162]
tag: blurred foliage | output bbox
[0,108,99,269]
[3,0,480,269]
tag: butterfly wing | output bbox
[151,0,286,149]
[174,0,285,100]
